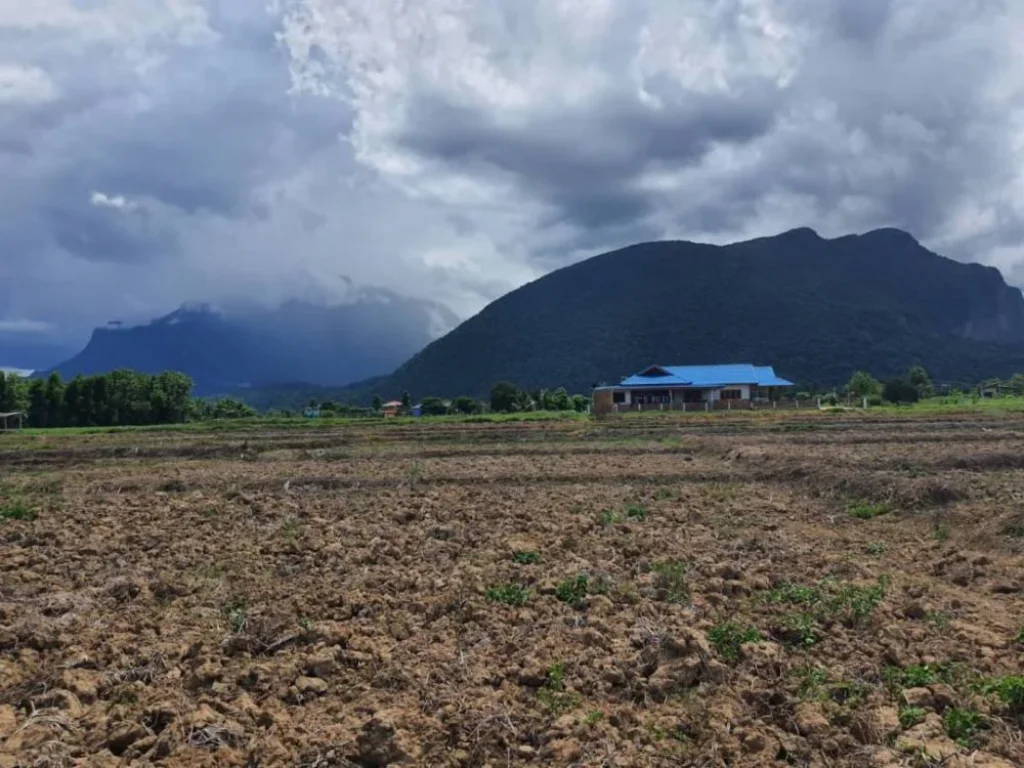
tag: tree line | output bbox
[0,370,258,428]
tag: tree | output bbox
[571,394,590,412]
[511,389,534,412]
[490,381,519,413]
[883,378,919,404]
[401,391,411,413]
[372,394,382,412]
[419,396,449,416]
[907,366,934,398]
[44,373,65,427]
[450,396,481,415]
[1010,373,1024,396]
[546,387,571,411]
[847,371,882,399]
[27,379,48,428]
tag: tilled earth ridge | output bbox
[1,414,1022,767]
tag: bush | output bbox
[0,500,37,522]
[708,622,762,662]
[486,583,530,606]
[883,379,919,404]
[449,396,481,415]
[555,575,590,607]
[419,396,449,416]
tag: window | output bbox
[721,388,743,401]
[613,391,626,404]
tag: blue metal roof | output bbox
[618,364,794,388]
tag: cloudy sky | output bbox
[2,0,1024,354]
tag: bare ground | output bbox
[1,413,1023,767]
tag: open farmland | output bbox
[1,413,1023,767]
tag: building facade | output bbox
[593,364,794,415]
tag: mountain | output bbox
[373,228,1024,398]
[47,291,458,395]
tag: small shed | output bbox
[381,400,404,418]
[0,411,26,431]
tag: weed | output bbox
[222,599,249,633]
[865,541,887,555]
[653,487,678,501]
[900,664,939,688]
[766,577,887,628]
[828,680,871,708]
[583,710,604,727]
[513,551,540,565]
[943,707,985,746]
[647,722,692,745]
[927,611,952,631]
[537,663,582,715]
[651,560,690,604]
[599,509,624,526]
[555,575,590,607]
[0,500,37,522]
[1002,523,1024,538]
[899,707,927,729]
[934,524,951,542]
[979,676,1024,714]
[1015,627,1024,646]
[767,583,822,606]
[708,622,762,662]
[848,501,891,520]
[795,666,831,700]
[282,517,302,541]
[784,612,820,647]
[486,583,530,607]
[625,502,648,521]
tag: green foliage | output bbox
[449,395,481,415]
[865,541,887,555]
[372,394,382,412]
[0,500,37,522]
[418,396,449,416]
[191,396,258,421]
[897,664,939,688]
[583,710,604,727]
[899,707,927,729]
[537,663,582,715]
[908,366,935,398]
[486,583,530,607]
[625,502,648,520]
[795,665,831,699]
[513,551,540,565]
[222,600,249,633]
[848,501,891,520]
[1015,627,1024,646]
[847,370,883,398]
[934,523,951,541]
[1003,522,1024,538]
[980,676,1024,713]
[599,509,624,526]
[651,560,690,604]
[766,577,888,629]
[401,391,411,412]
[708,622,762,662]
[883,378,919,404]
[490,381,520,413]
[943,708,985,746]
[555,575,590,607]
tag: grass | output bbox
[943,708,985,746]
[795,665,831,700]
[625,502,649,521]
[0,500,37,522]
[847,501,891,520]
[708,622,762,662]
[765,577,888,628]
[651,560,690,604]
[899,707,927,729]
[282,517,302,541]
[1015,627,1024,646]
[486,583,530,607]
[222,599,249,633]
[864,541,887,555]
[1003,523,1024,538]
[583,710,604,727]
[979,675,1024,714]
[599,509,625,526]
[555,575,590,607]
[934,523,951,542]
[537,663,583,716]
[513,551,540,565]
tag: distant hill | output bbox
[47,291,458,395]
[370,228,1024,399]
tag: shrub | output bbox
[981,676,1024,714]
[883,379,919,404]
[625,502,648,520]
[419,396,449,416]
[708,622,762,662]
[486,583,530,606]
[537,662,583,715]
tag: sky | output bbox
[2,0,1024,353]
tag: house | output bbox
[592,364,794,415]
[0,411,25,431]
[381,400,404,418]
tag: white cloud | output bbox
[0,319,54,334]
[0,64,57,104]
[90,192,138,211]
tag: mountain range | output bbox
[25,227,1024,403]
[371,227,1024,398]
[45,291,458,395]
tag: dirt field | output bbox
[2,413,1023,767]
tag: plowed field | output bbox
[2,413,1023,767]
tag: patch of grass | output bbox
[708,622,762,662]
[934,524,951,542]
[625,502,648,521]
[651,560,690,604]
[784,612,820,648]
[282,517,302,541]
[513,550,540,565]
[848,501,891,520]
[555,575,590,607]
[486,582,530,607]
[646,722,692,745]
[767,583,823,606]
[653,487,679,501]
[0,500,37,522]
[899,707,927,729]
[943,707,985,747]
[899,664,939,688]
[795,665,831,700]
[828,680,871,709]
[927,611,952,632]
[583,710,604,727]
[864,541,887,555]
[1015,627,1024,646]
[766,577,888,628]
